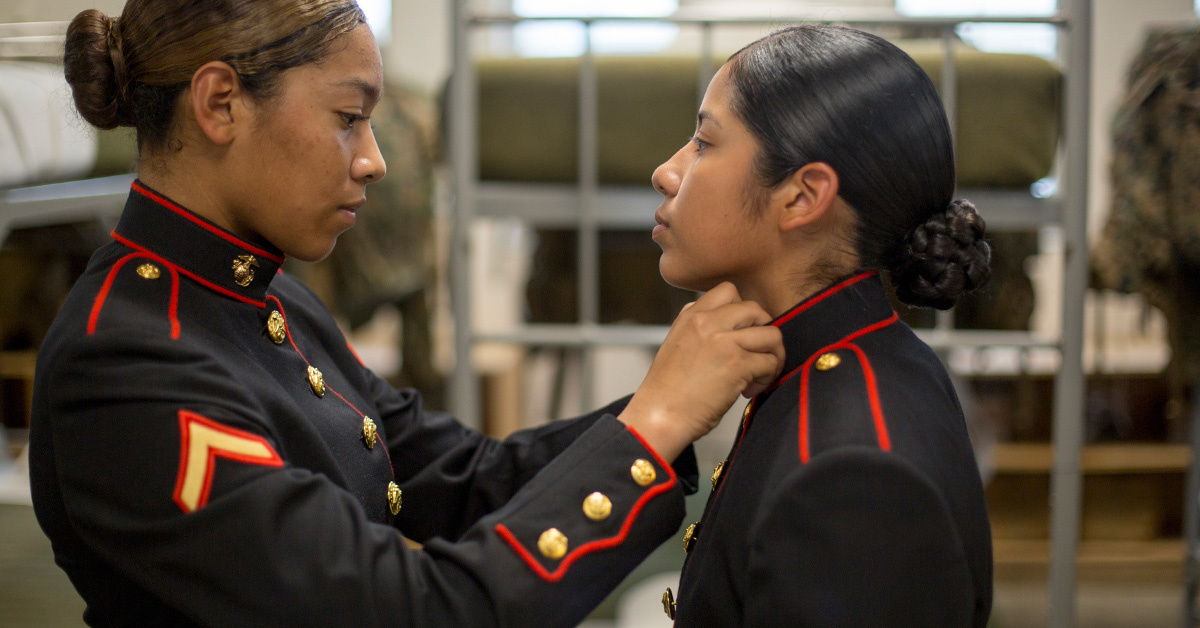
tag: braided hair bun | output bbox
[63,9,134,129]
[892,199,991,310]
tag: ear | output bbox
[775,162,840,232]
[189,61,246,146]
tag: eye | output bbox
[690,135,710,152]
[340,113,367,129]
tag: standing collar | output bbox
[111,180,285,307]
[770,271,898,378]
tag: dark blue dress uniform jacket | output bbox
[30,181,697,627]
[669,272,992,628]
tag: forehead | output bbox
[289,25,383,98]
[699,64,736,120]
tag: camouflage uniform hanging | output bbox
[1095,26,1200,394]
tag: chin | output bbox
[288,239,339,263]
[659,259,718,293]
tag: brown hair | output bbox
[64,0,366,152]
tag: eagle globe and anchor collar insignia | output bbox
[232,255,259,287]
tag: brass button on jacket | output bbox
[662,587,677,619]
[362,417,378,449]
[682,522,698,552]
[307,366,325,397]
[267,310,286,344]
[815,352,841,371]
[136,263,161,280]
[711,461,725,490]
[386,481,402,515]
[631,459,656,486]
[537,528,568,559]
[582,492,612,521]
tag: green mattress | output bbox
[475,43,1061,188]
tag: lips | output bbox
[340,200,366,213]
[652,209,670,240]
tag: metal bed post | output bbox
[1048,0,1092,625]
[698,21,715,106]
[448,0,481,427]
[577,21,600,413]
[936,25,958,335]
[1185,373,1200,626]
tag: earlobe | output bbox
[778,163,840,232]
[190,62,243,146]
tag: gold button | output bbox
[741,402,753,428]
[631,459,656,486]
[267,310,286,344]
[682,522,698,552]
[815,352,841,371]
[711,461,725,490]
[231,254,259,287]
[582,492,612,521]
[537,528,568,559]
[362,416,377,449]
[135,263,161,280]
[662,587,676,619]
[387,481,402,515]
[307,365,325,397]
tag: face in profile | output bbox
[650,63,777,295]
[224,24,386,262]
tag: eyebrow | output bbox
[697,110,722,129]
[334,78,382,104]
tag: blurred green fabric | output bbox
[475,45,1061,188]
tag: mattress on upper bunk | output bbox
[474,42,1062,188]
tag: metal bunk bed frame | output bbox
[0,21,132,247]
[447,1,1092,625]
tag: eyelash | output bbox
[341,113,367,128]
[690,135,710,152]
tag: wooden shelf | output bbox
[994,538,1185,582]
[0,350,36,380]
[994,442,1191,474]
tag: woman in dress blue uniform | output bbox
[30,1,785,626]
[651,25,993,626]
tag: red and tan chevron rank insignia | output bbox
[172,410,283,513]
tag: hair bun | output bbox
[63,9,133,129]
[892,199,991,310]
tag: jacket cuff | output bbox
[492,414,685,583]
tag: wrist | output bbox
[616,400,687,463]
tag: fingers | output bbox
[694,300,774,332]
[731,325,785,370]
[735,349,785,398]
[688,282,741,311]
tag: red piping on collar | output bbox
[88,252,181,338]
[112,232,267,308]
[798,312,899,463]
[495,424,677,583]
[130,181,286,264]
[265,296,394,471]
[772,271,875,328]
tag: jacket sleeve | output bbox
[43,329,688,628]
[363,366,698,542]
[742,448,977,628]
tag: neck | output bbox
[738,247,860,320]
[137,152,244,239]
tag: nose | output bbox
[353,126,387,183]
[652,149,682,197]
